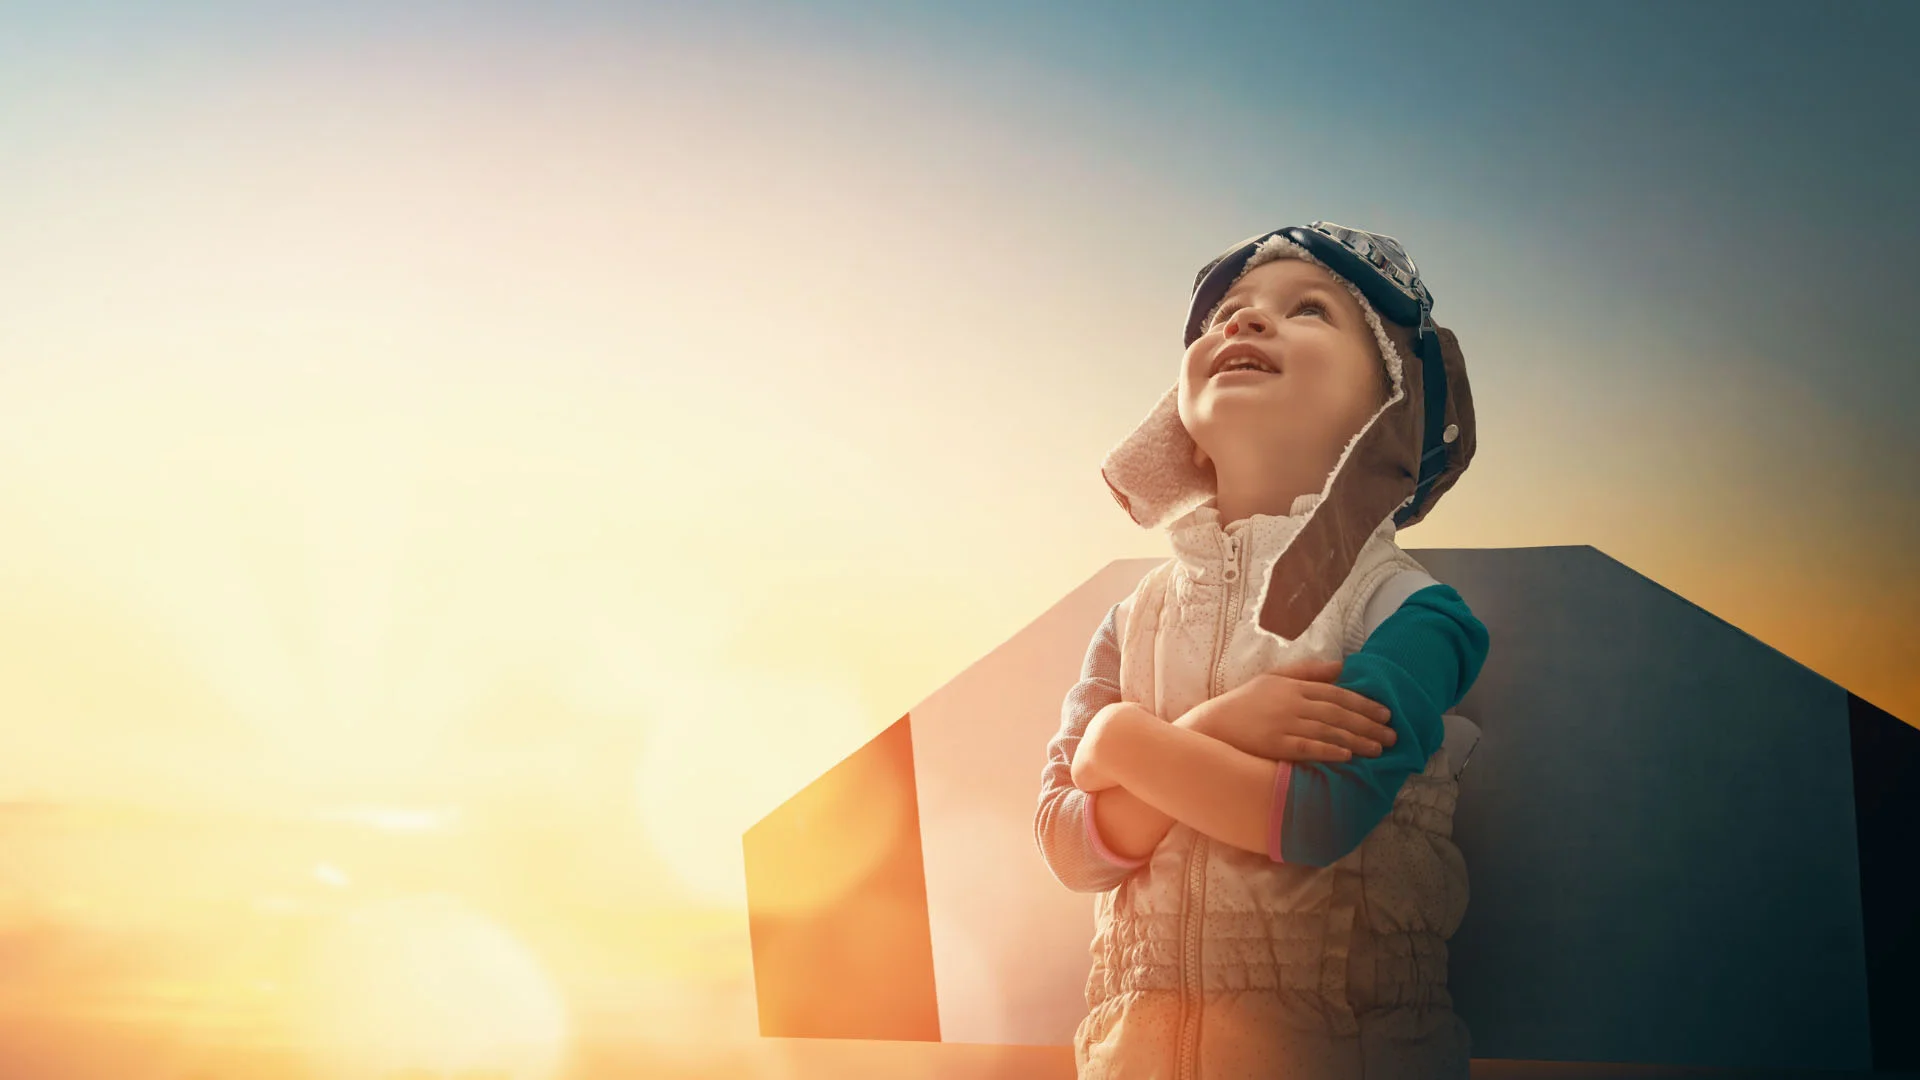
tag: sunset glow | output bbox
[2,3,1913,1078]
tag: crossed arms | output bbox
[1033,582,1488,891]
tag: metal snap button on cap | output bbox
[1442,423,1459,444]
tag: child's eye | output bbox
[1211,305,1241,329]
[1293,298,1328,318]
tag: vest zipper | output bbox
[1176,528,1245,1080]
[1210,533,1243,693]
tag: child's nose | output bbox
[1225,314,1267,336]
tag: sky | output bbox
[1,1,1916,1077]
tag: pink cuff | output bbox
[1083,789,1149,869]
[1266,763,1294,863]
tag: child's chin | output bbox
[1203,385,1291,418]
[1204,378,1288,410]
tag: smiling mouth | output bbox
[1212,346,1280,377]
[1214,359,1279,378]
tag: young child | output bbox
[1033,222,1488,1079]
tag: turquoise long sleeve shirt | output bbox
[1271,582,1489,867]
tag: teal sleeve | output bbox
[1276,583,1490,868]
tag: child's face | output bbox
[1177,257,1390,475]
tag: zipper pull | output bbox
[1222,535,1240,581]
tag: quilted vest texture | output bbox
[1072,499,1472,1080]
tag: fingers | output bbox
[1265,665,1389,725]
[1298,681,1394,732]
[1279,735,1355,763]
[1297,705,1387,756]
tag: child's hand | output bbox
[1178,658,1396,763]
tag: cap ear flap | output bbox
[1100,384,1216,529]
[1413,322,1482,522]
[1393,324,1475,530]
[1255,305,1455,639]
[1257,355,1424,640]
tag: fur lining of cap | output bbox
[1100,240,1410,530]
